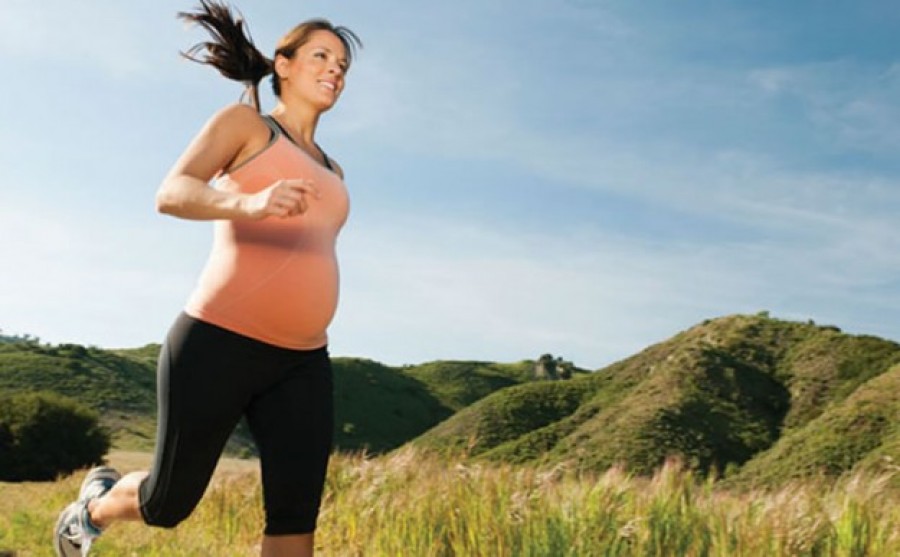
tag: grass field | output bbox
[1,448,898,556]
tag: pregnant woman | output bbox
[54,2,361,556]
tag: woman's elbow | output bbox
[155,184,179,215]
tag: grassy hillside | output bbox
[416,314,900,483]
[732,363,900,485]
[331,358,453,452]
[335,358,549,452]
[5,313,898,486]
[0,342,155,410]
[414,375,598,458]
[402,360,535,410]
[4,448,899,556]
[0,342,159,450]
[0,341,535,456]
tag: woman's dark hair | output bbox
[178,0,361,110]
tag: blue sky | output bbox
[1,1,898,370]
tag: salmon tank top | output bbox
[184,116,350,350]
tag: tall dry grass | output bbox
[1,448,897,556]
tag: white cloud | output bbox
[321,22,900,368]
[0,195,206,347]
[0,0,189,78]
[330,20,900,256]
[749,59,900,154]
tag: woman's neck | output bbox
[270,102,320,146]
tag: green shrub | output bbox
[0,391,110,481]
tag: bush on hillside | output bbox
[0,391,110,481]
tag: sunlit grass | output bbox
[1,448,898,556]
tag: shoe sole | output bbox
[53,502,84,557]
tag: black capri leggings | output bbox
[138,312,334,535]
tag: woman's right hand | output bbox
[241,179,321,220]
[241,179,319,220]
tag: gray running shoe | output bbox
[54,467,121,557]
[78,467,121,503]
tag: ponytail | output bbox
[177,0,272,111]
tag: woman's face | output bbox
[277,30,349,111]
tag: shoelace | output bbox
[61,514,84,543]
[59,505,97,557]
[81,477,116,503]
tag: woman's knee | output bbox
[141,497,195,529]
[138,472,202,529]
[144,507,193,529]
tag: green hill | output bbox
[5,313,899,486]
[0,342,159,450]
[732,362,900,485]
[414,314,900,483]
[330,358,451,452]
[334,358,556,452]
[402,360,535,410]
[0,341,536,455]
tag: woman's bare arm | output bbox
[155,104,318,220]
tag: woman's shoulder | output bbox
[204,103,269,137]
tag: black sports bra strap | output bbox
[263,115,334,172]
[260,114,282,136]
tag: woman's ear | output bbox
[274,54,291,81]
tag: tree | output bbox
[534,354,574,380]
[0,391,110,481]
[534,353,557,379]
